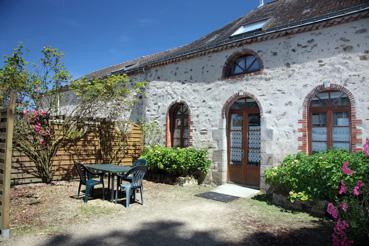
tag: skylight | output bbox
[231,19,270,37]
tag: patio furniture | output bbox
[75,163,105,203]
[116,165,148,208]
[118,159,147,184]
[85,164,131,201]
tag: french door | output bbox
[228,104,261,186]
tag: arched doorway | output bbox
[227,97,261,186]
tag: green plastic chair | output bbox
[116,165,147,207]
[118,159,147,184]
[75,163,105,203]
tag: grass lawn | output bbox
[4,180,331,245]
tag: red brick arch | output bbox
[222,49,264,79]
[298,84,363,153]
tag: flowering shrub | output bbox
[265,139,369,245]
[265,150,369,202]
[21,109,51,146]
[327,160,369,245]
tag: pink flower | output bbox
[364,138,369,157]
[334,219,349,236]
[332,219,352,246]
[339,180,347,195]
[40,110,48,116]
[327,202,338,220]
[353,180,364,197]
[341,162,353,176]
[40,138,45,145]
[357,180,364,188]
[339,203,348,212]
[34,122,42,133]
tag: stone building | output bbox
[85,0,369,188]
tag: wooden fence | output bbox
[11,121,143,184]
[0,95,16,237]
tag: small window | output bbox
[225,54,262,78]
[231,19,270,37]
[168,103,190,148]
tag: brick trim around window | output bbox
[165,101,192,147]
[298,84,363,153]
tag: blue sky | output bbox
[0,0,261,78]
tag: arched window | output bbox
[167,103,190,148]
[309,90,351,153]
[223,52,262,78]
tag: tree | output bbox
[0,45,145,183]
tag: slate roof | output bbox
[87,0,369,78]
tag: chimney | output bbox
[258,0,265,8]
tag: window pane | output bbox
[230,148,243,165]
[312,141,327,152]
[248,149,260,166]
[236,57,246,70]
[333,142,350,151]
[173,130,181,138]
[248,114,260,126]
[233,64,243,74]
[312,127,327,141]
[248,59,261,72]
[333,127,350,142]
[248,113,261,166]
[312,113,327,126]
[331,92,350,106]
[231,55,261,76]
[310,96,324,107]
[230,98,246,110]
[333,112,349,126]
[231,114,243,130]
[318,92,329,100]
[231,131,242,148]
[175,118,182,127]
[173,138,181,147]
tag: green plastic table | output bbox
[85,164,131,202]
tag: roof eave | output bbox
[121,3,369,76]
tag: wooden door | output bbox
[228,98,261,186]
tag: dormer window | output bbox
[223,51,263,78]
[231,19,270,37]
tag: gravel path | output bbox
[1,181,331,246]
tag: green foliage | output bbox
[265,150,369,202]
[0,44,29,104]
[70,74,145,119]
[0,44,146,183]
[140,120,162,147]
[140,145,211,180]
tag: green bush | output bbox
[140,145,211,180]
[265,150,369,202]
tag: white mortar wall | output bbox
[131,18,369,186]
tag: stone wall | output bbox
[130,17,369,187]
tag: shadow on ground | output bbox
[41,220,330,246]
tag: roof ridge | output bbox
[85,0,369,78]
